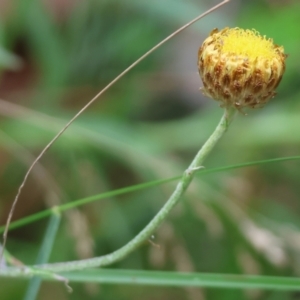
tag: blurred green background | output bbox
[0,0,300,299]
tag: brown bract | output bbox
[198,28,287,110]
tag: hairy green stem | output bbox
[29,106,235,273]
[43,107,235,272]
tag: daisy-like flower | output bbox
[198,27,286,110]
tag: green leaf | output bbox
[1,156,299,233]
[61,268,300,290]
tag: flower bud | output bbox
[198,28,286,110]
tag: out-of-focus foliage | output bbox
[0,0,300,299]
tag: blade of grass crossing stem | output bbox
[61,269,300,291]
[1,156,300,234]
[23,209,61,300]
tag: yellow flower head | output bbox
[198,27,286,110]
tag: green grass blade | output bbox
[0,176,178,233]
[1,156,299,234]
[23,210,61,300]
[61,269,300,291]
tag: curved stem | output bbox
[36,106,236,272]
[0,0,230,263]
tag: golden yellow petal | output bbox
[198,28,286,110]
